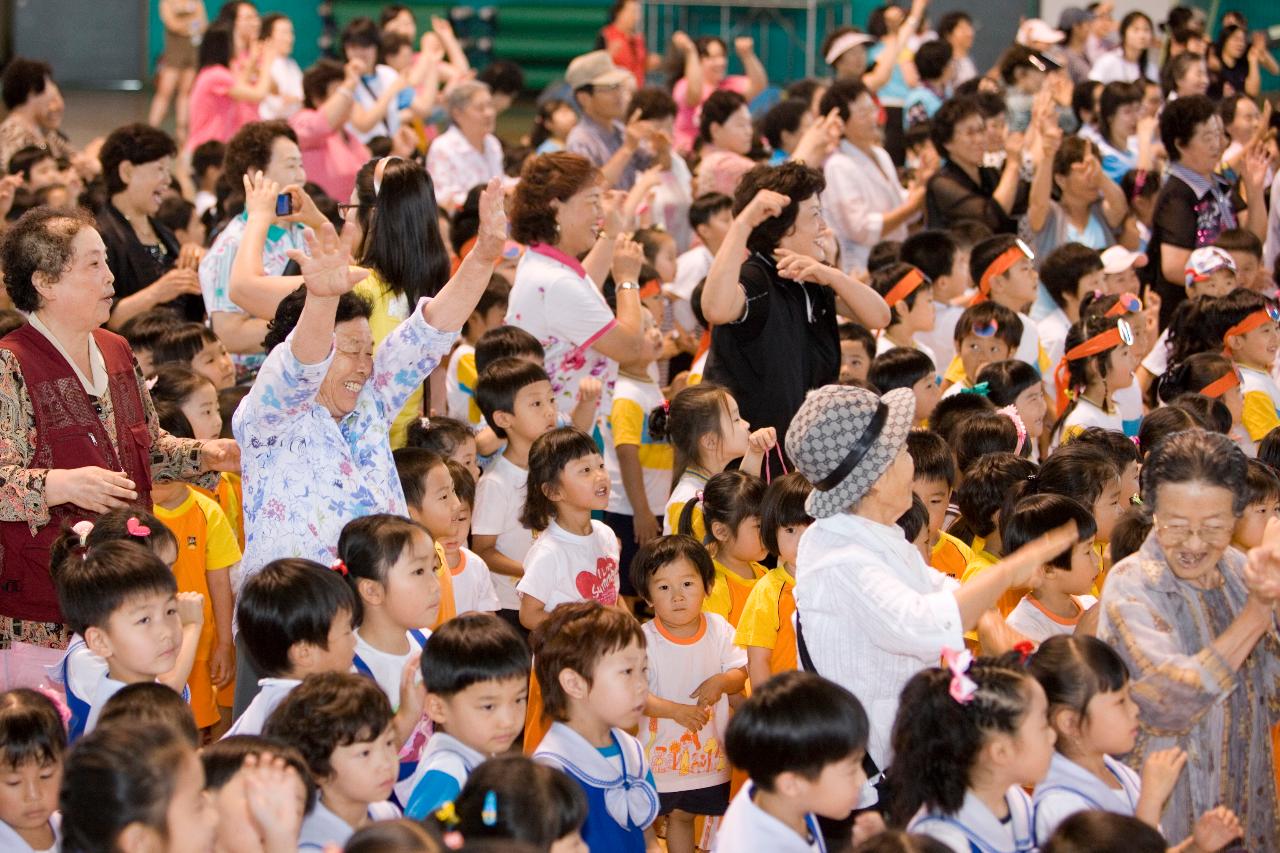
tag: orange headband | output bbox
[1224,308,1277,344]
[884,269,927,308]
[1200,370,1240,398]
[1054,319,1134,415]
[973,241,1034,305]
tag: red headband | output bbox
[884,269,927,308]
[1224,309,1276,344]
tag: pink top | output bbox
[672,74,750,154]
[695,148,757,197]
[186,66,260,151]
[289,109,370,203]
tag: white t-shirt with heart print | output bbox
[516,519,621,611]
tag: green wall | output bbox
[148,0,326,70]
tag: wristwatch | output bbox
[616,281,640,292]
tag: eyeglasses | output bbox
[337,203,372,215]
[1155,518,1235,545]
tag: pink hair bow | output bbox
[941,647,978,704]
[126,517,151,538]
[996,405,1027,456]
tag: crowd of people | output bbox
[0,0,1279,851]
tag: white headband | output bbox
[372,155,402,196]
[824,32,875,66]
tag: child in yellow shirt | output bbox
[735,473,812,687]
[679,470,767,627]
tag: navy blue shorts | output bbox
[658,782,731,816]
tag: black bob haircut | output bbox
[421,611,531,696]
[1002,494,1096,571]
[760,472,814,556]
[393,447,447,510]
[733,162,825,257]
[0,688,66,770]
[97,682,200,748]
[475,356,551,440]
[1,58,53,110]
[869,347,936,395]
[54,541,177,636]
[236,558,358,677]
[975,359,1042,409]
[455,755,587,846]
[900,230,958,283]
[630,534,716,600]
[99,124,178,195]
[725,670,868,792]
[1160,94,1218,162]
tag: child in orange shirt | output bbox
[151,401,240,735]
[677,470,767,627]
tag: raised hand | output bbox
[611,234,646,283]
[1244,517,1280,604]
[286,221,365,299]
[671,30,694,53]
[995,522,1078,588]
[733,36,755,56]
[242,170,282,220]
[471,177,508,265]
[176,591,205,627]
[242,752,306,853]
[738,189,789,228]
[624,109,658,150]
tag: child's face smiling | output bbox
[1014,384,1047,438]
[413,463,462,540]
[958,335,1013,384]
[645,556,707,632]
[1231,318,1280,369]
[193,338,236,391]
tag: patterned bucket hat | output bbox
[786,385,916,518]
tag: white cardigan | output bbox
[821,140,912,274]
[794,512,963,768]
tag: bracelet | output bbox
[338,87,355,99]
[617,281,640,292]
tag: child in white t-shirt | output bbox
[633,535,747,853]
[473,358,559,625]
[443,460,502,614]
[515,428,622,631]
[1003,496,1099,643]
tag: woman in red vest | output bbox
[0,207,240,689]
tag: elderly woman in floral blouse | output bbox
[1098,428,1280,848]
[0,207,240,689]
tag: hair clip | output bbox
[419,416,431,429]
[695,490,704,503]
[661,399,670,414]
[435,800,459,827]
[35,687,71,727]
[961,382,990,397]
[482,790,498,827]
[125,517,151,538]
[330,559,349,577]
[145,375,159,391]
[1012,640,1035,664]
[72,520,94,547]
[972,320,999,338]
[941,647,978,704]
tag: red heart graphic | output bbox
[575,556,619,605]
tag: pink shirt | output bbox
[186,66,260,151]
[672,74,749,154]
[289,109,370,203]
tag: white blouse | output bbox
[821,140,913,274]
[794,512,963,768]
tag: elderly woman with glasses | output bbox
[426,80,504,210]
[1097,429,1280,848]
[925,94,1031,234]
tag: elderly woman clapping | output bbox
[0,207,239,683]
[426,81,504,210]
[1097,428,1280,847]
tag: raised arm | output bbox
[733,37,768,102]
[421,177,506,331]
[1027,121,1063,234]
[284,221,369,366]
[318,60,362,130]
[228,45,277,104]
[701,189,788,325]
[229,172,307,318]
[348,64,409,134]
[431,17,471,74]
[674,31,703,107]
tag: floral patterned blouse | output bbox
[232,298,456,591]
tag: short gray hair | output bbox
[447,80,490,117]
